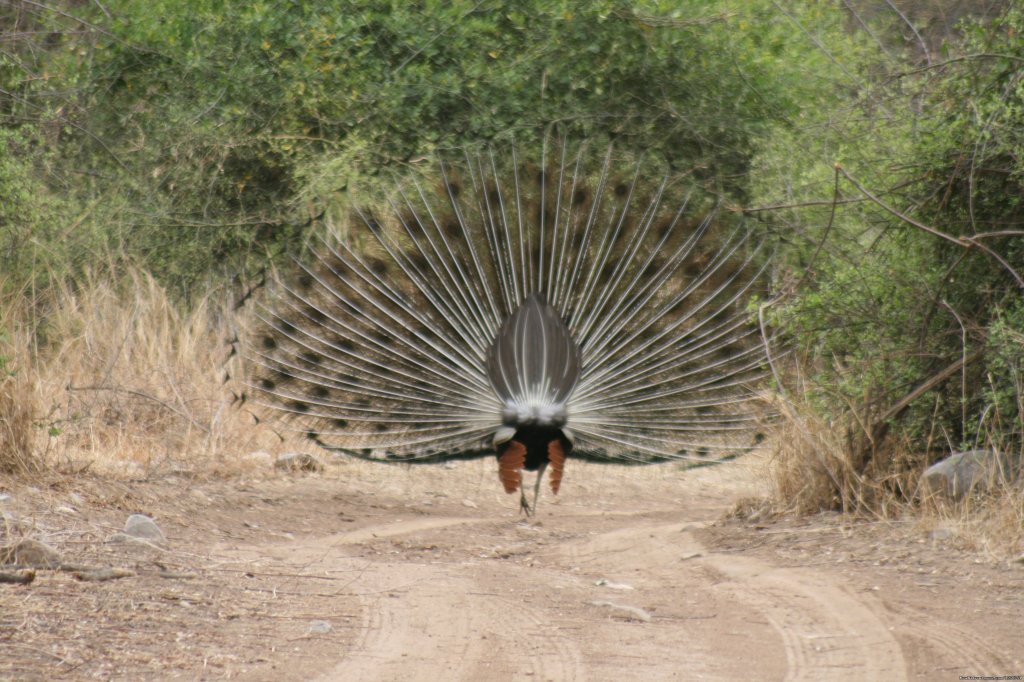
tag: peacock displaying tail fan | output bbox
[247,141,775,513]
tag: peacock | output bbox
[246,140,774,514]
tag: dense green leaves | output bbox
[3,0,856,293]
[755,6,1024,458]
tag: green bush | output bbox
[757,6,1024,464]
[14,0,851,295]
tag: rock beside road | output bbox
[922,449,1019,500]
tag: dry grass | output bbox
[1,268,289,477]
[0,367,41,475]
[920,485,1024,561]
[768,397,899,517]
[769,375,1024,559]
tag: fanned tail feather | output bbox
[246,139,776,467]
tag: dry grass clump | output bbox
[768,397,909,517]
[3,268,287,476]
[0,285,43,475]
[0,365,41,475]
[769,377,1023,558]
[920,483,1024,560]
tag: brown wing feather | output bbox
[498,441,526,494]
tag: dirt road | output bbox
[2,456,1022,680]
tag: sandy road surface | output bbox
[2,456,1022,680]
[217,458,1020,681]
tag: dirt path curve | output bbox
[4,457,1021,680]
[200,458,1018,681]
[241,511,902,682]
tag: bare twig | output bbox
[883,0,931,65]
[791,165,841,291]
[0,569,35,585]
[731,196,867,213]
[835,165,1024,288]
[894,53,1024,79]
[877,348,985,427]
[67,384,211,434]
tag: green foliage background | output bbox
[1,0,1021,494]
[754,6,1024,462]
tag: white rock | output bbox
[922,449,1018,500]
[124,514,166,543]
[244,450,274,466]
[590,600,651,622]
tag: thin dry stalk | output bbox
[0,369,41,475]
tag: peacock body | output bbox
[248,141,773,513]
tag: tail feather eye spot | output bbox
[262,336,277,350]
[643,259,666,280]
[306,307,327,324]
[657,219,675,240]
[411,253,429,271]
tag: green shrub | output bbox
[758,6,1024,468]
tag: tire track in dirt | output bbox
[322,562,586,682]
[312,517,587,682]
[698,544,906,681]
[869,600,1013,678]
[206,469,1017,681]
[544,515,907,681]
[301,511,916,681]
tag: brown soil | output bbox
[1,456,1022,680]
